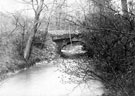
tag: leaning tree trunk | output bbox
[24,15,40,60]
[23,0,44,60]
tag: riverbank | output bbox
[0,33,58,82]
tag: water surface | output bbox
[0,63,104,96]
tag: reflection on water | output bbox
[61,45,86,56]
[0,64,104,96]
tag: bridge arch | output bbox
[61,40,86,50]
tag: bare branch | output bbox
[31,0,37,14]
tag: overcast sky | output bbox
[1,0,132,16]
[0,0,24,12]
[0,0,84,17]
[0,0,77,12]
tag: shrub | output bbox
[30,31,57,63]
[0,32,26,77]
[0,30,57,80]
[80,11,135,96]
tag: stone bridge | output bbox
[51,33,85,54]
[34,30,86,54]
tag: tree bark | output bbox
[24,16,39,60]
[23,34,34,60]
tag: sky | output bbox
[0,0,118,13]
[0,0,25,13]
[0,0,77,12]
[0,0,133,17]
[0,0,81,17]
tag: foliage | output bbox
[0,27,57,81]
[0,32,26,77]
[81,9,135,96]
[30,32,57,63]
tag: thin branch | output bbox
[31,0,37,14]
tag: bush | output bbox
[30,31,57,63]
[80,11,135,96]
[0,30,57,80]
[0,32,26,77]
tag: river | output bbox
[0,44,104,96]
[0,62,104,96]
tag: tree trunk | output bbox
[24,15,39,60]
[23,34,34,60]
[23,0,45,60]
[99,0,105,14]
[121,0,128,17]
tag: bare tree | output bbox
[24,0,44,60]
[12,12,31,56]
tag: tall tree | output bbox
[90,0,106,14]
[121,0,128,17]
[24,0,44,60]
[54,0,67,30]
